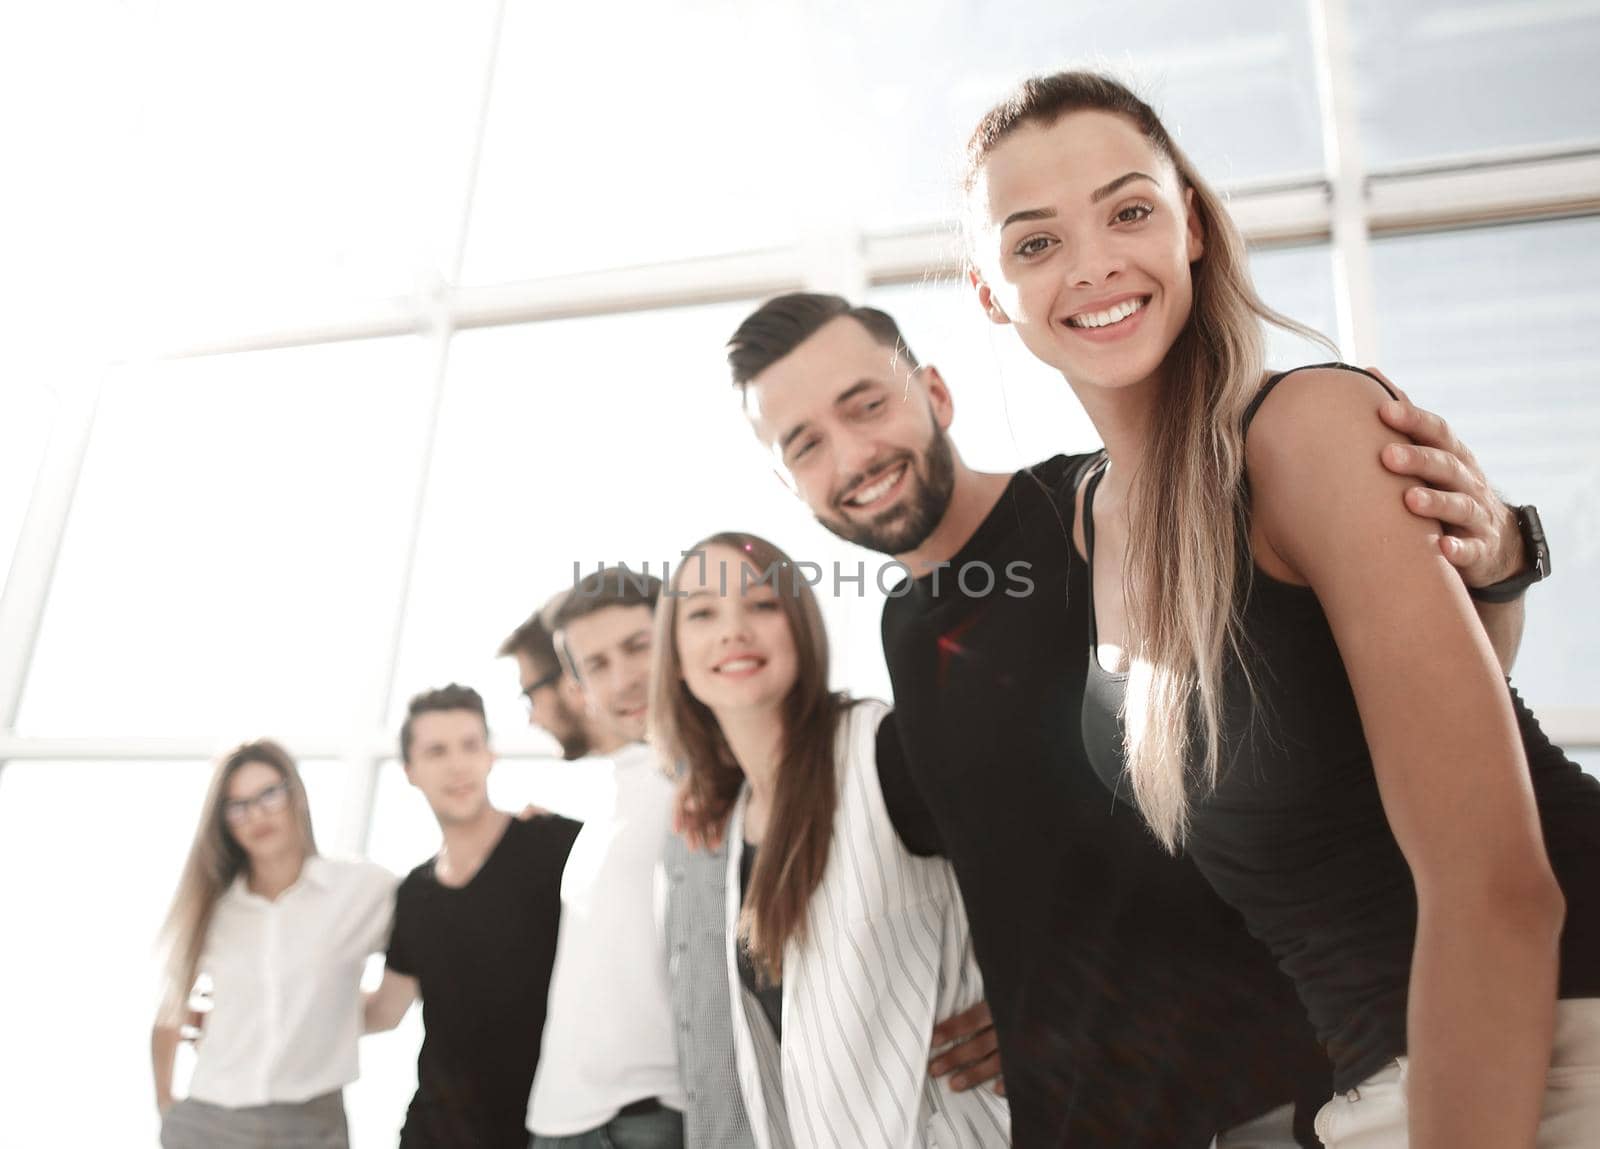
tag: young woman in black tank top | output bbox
[960,71,1600,1147]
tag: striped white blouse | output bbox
[724,699,1010,1149]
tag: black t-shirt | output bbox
[388,814,582,1149]
[878,454,1330,1149]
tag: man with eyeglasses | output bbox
[500,598,621,761]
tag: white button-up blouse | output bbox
[187,855,396,1108]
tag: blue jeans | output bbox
[531,1106,684,1149]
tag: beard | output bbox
[534,690,591,760]
[817,426,956,556]
[552,710,589,761]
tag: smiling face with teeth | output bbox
[745,315,959,556]
[673,543,802,718]
[967,109,1204,397]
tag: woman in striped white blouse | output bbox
[650,531,1010,1149]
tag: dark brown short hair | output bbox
[727,293,918,390]
[400,683,488,765]
[498,610,561,677]
[550,566,662,630]
[550,567,663,678]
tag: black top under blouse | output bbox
[1079,364,1600,1091]
[737,839,784,1042]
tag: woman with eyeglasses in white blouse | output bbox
[151,739,395,1149]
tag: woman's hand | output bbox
[673,779,727,851]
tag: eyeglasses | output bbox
[223,781,290,825]
[520,670,563,710]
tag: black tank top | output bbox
[1080,363,1600,1091]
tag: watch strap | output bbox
[1468,504,1550,604]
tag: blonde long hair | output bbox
[649,531,850,981]
[155,739,317,1022]
[965,72,1334,850]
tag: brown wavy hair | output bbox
[649,531,850,981]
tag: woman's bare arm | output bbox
[151,1021,181,1115]
[1249,368,1564,1149]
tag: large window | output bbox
[463,4,817,282]
[124,0,496,342]
[1370,217,1600,714]
[16,340,430,737]
[1349,0,1600,166]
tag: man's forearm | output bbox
[362,990,399,1034]
[1475,596,1526,675]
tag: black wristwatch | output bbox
[1469,504,1551,604]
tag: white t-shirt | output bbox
[187,855,396,1108]
[527,743,685,1134]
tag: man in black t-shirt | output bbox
[365,684,580,1149]
[720,293,1535,1147]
